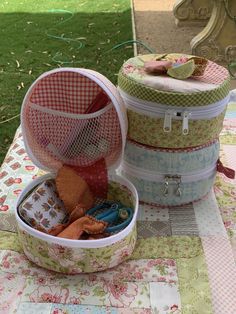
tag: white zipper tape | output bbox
[119,88,230,135]
[118,88,229,119]
[122,161,216,183]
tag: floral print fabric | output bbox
[16,179,137,274]
[0,128,41,232]
[120,54,229,94]
[18,226,137,274]
[18,179,67,231]
[118,54,230,107]
[127,109,226,148]
[0,95,236,312]
[0,236,211,314]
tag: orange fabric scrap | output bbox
[57,215,108,240]
[46,204,89,236]
[56,165,94,213]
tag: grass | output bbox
[0,0,133,165]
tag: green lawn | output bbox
[0,0,133,164]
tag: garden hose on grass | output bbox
[46,9,85,65]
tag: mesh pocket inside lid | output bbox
[21,69,125,171]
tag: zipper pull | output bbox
[182,111,190,135]
[163,178,169,196]
[163,110,174,133]
[175,178,182,197]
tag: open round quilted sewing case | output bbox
[16,68,139,274]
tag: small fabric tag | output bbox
[217,160,235,179]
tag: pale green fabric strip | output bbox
[0,231,213,313]
[0,232,201,259]
[177,252,213,314]
[0,230,22,252]
[132,236,213,314]
[132,236,201,259]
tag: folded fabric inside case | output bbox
[17,173,134,240]
[18,179,68,231]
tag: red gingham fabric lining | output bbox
[23,70,123,171]
[30,71,103,114]
[193,61,229,85]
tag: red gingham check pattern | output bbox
[193,61,229,85]
[23,70,123,170]
[30,71,103,114]
[202,236,236,314]
[24,103,122,168]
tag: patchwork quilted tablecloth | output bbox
[0,101,236,314]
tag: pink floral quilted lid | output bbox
[120,53,230,94]
[21,68,127,172]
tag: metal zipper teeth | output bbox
[122,161,216,183]
[119,88,229,120]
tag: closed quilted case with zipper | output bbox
[121,139,222,206]
[118,53,231,148]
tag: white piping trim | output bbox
[28,101,113,119]
[119,88,229,120]
[122,161,216,183]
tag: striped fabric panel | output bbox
[202,236,236,314]
[169,204,199,236]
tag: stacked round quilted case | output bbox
[118,53,231,206]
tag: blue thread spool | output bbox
[86,202,133,233]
